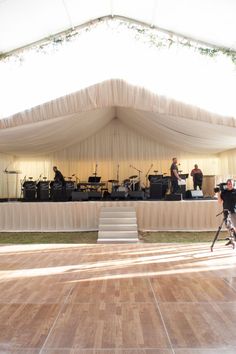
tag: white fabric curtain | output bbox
[3,119,218,199]
[0,79,235,155]
[0,79,236,198]
[0,200,222,232]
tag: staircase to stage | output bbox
[97,206,139,243]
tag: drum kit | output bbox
[108,175,140,193]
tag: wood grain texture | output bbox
[0,243,236,352]
[44,303,170,349]
[159,302,236,348]
[150,276,236,302]
[0,304,60,351]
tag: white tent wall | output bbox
[219,148,236,180]
[0,79,235,198]
[0,152,16,198]
[5,118,220,199]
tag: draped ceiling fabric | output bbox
[1,79,236,155]
[0,79,236,198]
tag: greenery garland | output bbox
[0,17,235,65]
[122,21,236,64]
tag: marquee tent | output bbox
[0,0,235,54]
[0,0,236,198]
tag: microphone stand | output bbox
[93,164,98,178]
[116,164,120,184]
[130,164,143,191]
[145,164,153,188]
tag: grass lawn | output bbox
[0,230,228,244]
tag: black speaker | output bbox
[23,189,36,201]
[88,191,102,200]
[165,193,182,201]
[128,191,145,200]
[37,181,50,201]
[111,191,126,200]
[150,183,162,199]
[71,191,89,201]
[51,190,67,201]
[185,190,203,199]
[65,181,75,200]
[23,181,36,201]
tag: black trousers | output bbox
[171,179,179,194]
[194,181,202,190]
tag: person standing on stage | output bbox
[190,164,203,190]
[170,157,181,194]
[53,166,65,186]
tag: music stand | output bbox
[88,176,101,183]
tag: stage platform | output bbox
[0,199,222,232]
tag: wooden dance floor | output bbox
[0,242,236,353]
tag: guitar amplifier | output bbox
[37,181,50,200]
[150,183,162,199]
[23,181,36,200]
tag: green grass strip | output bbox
[0,231,228,244]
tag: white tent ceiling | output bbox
[0,79,236,156]
[0,0,236,54]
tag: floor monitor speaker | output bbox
[185,190,203,199]
[150,183,162,199]
[88,191,102,200]
[128,191,145,200]
[165,193,182,201]
[71,191,89,201]
[111,191,126,200]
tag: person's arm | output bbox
[190,169,194,177]
[218,191,223,205]
[173,169,181,180]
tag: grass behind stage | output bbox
[0,231,228,244]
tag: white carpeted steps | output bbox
[97,206,139,243]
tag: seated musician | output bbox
[53,166,65,186]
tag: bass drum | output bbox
[117,186,128,192]
[130,181,140,191]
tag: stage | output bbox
[0,199,222,232]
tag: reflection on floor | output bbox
[0,242,236,353]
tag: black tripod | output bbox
[211,209,236,252]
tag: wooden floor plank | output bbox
[159,302,236,348]
[150,276,236,302]
[66,278,155,304]
[43,303,170,349]
[0,304,60,351]
[0,243,236,351]
[173,349,236,354]
[40,349,172,353]
[0,276,72,304]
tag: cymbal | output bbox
[129,175,138,179]
[108,179,119,183]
